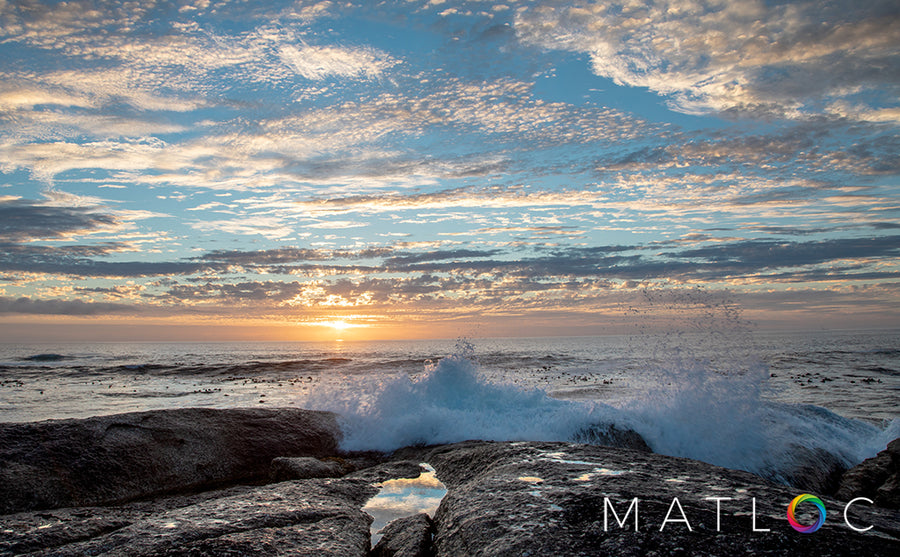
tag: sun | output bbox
[296,317,372,341]
[322,320,353,331]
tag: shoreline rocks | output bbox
[423,441,900,556]
[766,445,849,495]
[0,407,341,514]
[836,438,900,509]
[1,409,898,556]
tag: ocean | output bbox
[1,329,898,484]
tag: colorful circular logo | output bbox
[787,494,826,533]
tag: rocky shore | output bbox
[1,408,898,556]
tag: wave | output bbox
[302,348,898,486]
[306,352,615,452]
[0,357,357,378]
[854,364,898,375]
[616,359,897,478]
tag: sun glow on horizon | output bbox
[321,320,356,331]
[288,315,389,341]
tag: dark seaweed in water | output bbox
[21,354,67,362]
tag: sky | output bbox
[0,0,899,341]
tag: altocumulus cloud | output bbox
[513,0,900,119]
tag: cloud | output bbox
[0,196,119,242]
[198,246,393,265]
[10,109,187,140]
[36,69,208,113]
[293,185,608,214]
[513,0,900,120]
[0,242,131,259]
[384,248,501,266]
[4,3,397,91]
[0,87,93,110]
[0,137,179,183]
[4,233,895,284]
[189,217,295,239]
[673,236,900,270]
[0,256,213,278]
[278,43,399,80]
[288,175,873,230]
[0,296,131,315]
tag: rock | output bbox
[424,441,900,556]
[0,478,377,557]
[836,437,900,509]
[270,457,348,481]
[347,460,428,484]
[371,513,435,557]
[771,445,848,495]
[879,473,900,508]
[570,423,652,452]
[0,460,436,557]
[0,407,341,514]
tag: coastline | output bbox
[1,407,898,556]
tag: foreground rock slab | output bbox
[0,408,341,514]
[424,441,900,557]
[0,478,376,557]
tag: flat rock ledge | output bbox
[0,408,341,514]
[1,409,898,556]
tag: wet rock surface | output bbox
[371,513,435,557]
[837,437,900,509]
[0,460,427,557]
[774,445,849,495]
[347,460,428,485]
[270,456,349,481]
[423,441,900,556]
[0,479,376,557]
[570,423,652,453]
[2,410,898,556]
[0,408,341,514]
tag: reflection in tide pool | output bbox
[362,463,447,545]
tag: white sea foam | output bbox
[302,345,898,485]
[617,358,895,479]
[305,352,618,451]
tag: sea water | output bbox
[0,330,898,483]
